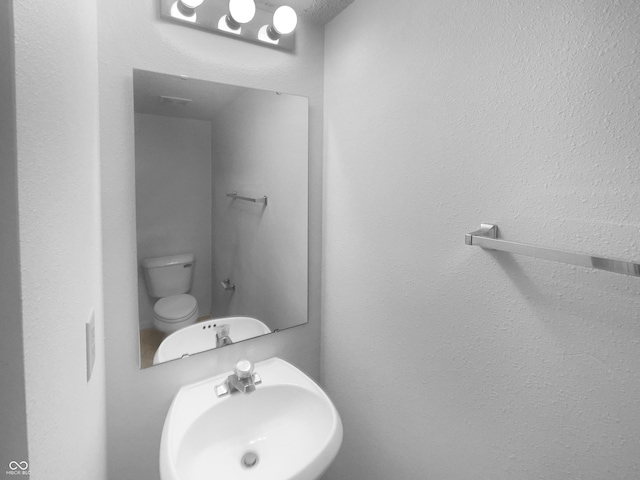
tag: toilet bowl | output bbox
[153,293,199,334]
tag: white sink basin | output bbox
[153,317,271,364]
[160,357,343,480]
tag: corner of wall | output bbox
[0,0,29,471]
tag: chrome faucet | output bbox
[215,324,232,348]
[215,359,262,397]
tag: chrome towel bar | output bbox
[226,192,268,206]
[466,224,640,278]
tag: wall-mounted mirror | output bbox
[133,69,309,368]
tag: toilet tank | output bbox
[142,253,195,298]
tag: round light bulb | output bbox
[273,5,297,35]
[229,0,256,24]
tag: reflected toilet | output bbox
[142,253,199,334]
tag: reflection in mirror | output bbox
[133,69,309,368]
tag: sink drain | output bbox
[241,451,259,470]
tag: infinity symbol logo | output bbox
[8,461,29,471]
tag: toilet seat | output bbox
[154,294,198,323]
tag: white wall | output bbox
[0,0,28,471]
[210,89,308,332]
[323,1,640,479]
[13,0,107,478]
[135,113,212,329]
[98,2,324,477]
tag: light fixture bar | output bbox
[160,0,297,51]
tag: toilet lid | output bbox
[154,294,197,322]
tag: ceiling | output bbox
[257,0,355,25]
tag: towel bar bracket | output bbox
[465,224,498,245]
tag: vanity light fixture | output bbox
[160,0,298,51]
[170,0,205,22]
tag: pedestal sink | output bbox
[160,357,343,480]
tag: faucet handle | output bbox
[234,359,254,379]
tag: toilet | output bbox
[142,253,200,334]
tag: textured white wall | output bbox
[0,0,28,471]
[210,89,308,332]
[323,1,640,479]
[12,0,107,478]
[98,1,324,478]
[135,114,213,329]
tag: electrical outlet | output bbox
[86,310,96,382]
